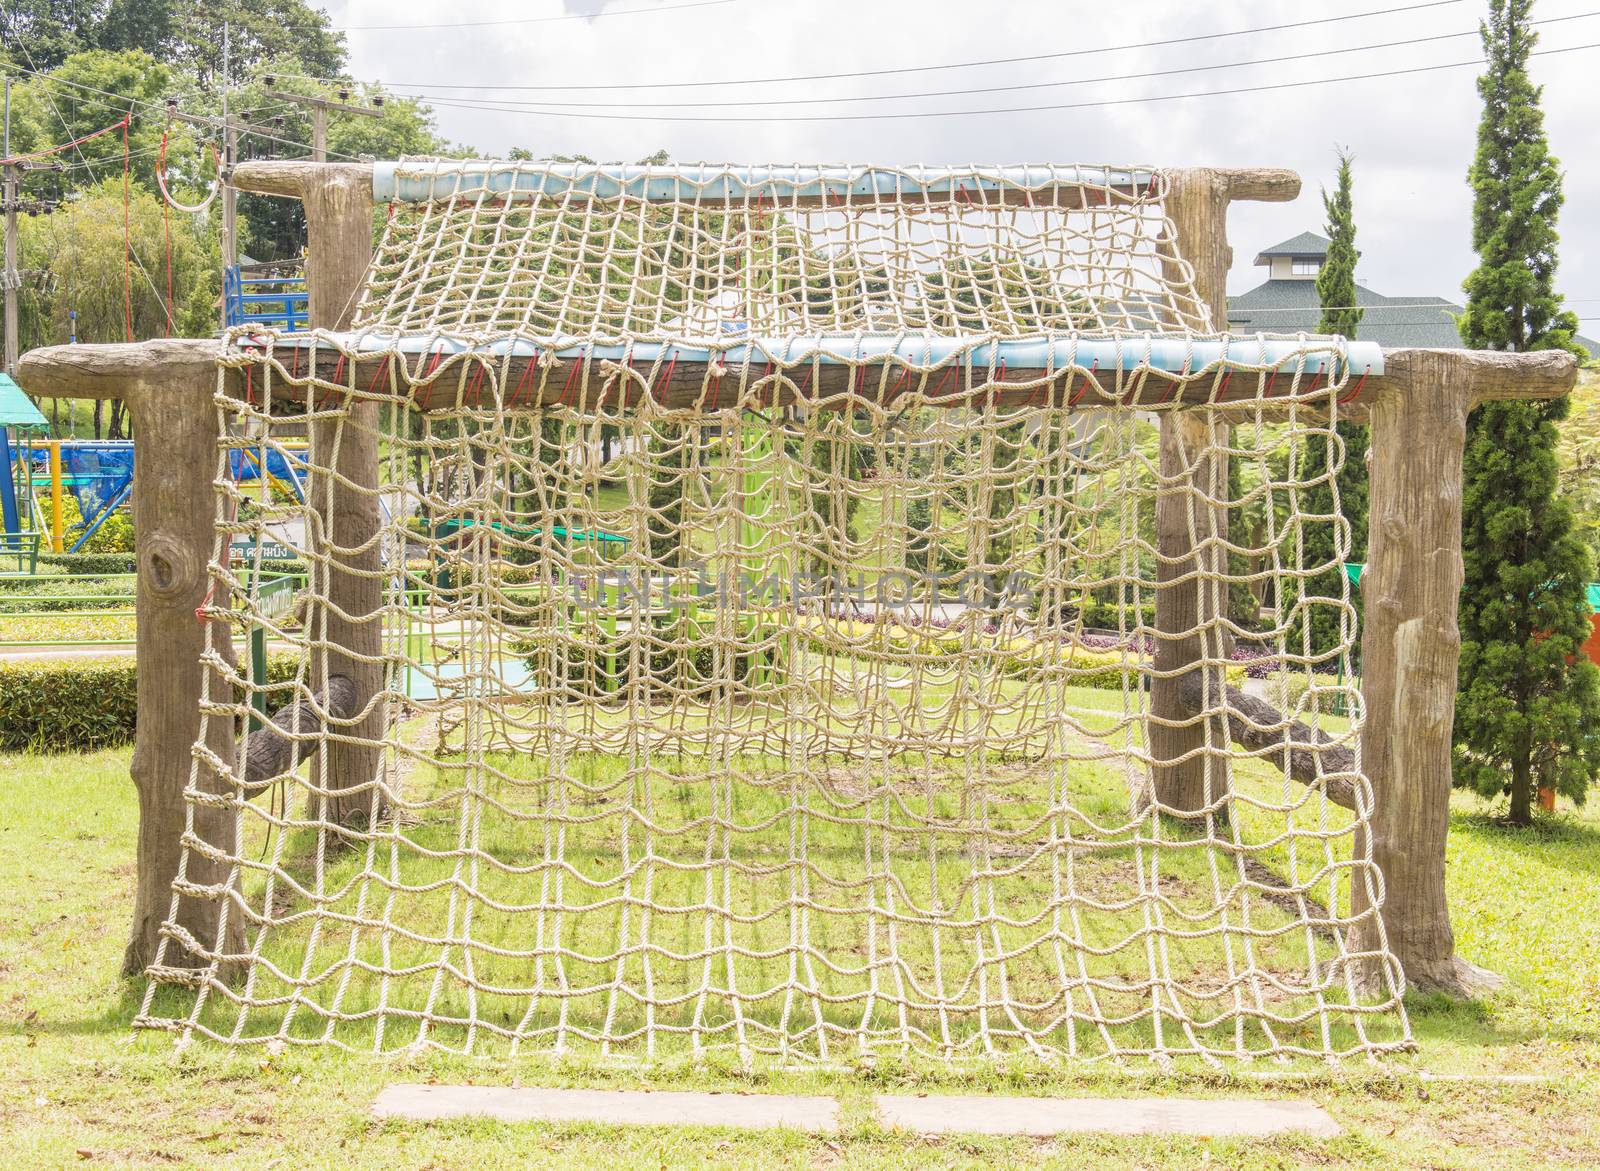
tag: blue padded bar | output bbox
[275,332,1385,378]
[372,162,1159,205]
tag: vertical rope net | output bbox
[139,160,1409,1064]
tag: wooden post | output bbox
[1150,168,1298,817]
[234,162,386,829]
[1352,347,1575,993]
[18,340,243,974]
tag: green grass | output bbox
[5,746,1600,1167]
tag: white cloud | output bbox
[324,0,1600,323]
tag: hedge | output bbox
[0,652,304,753]
[36,551,138,576]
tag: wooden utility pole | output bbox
[263,82,384,162]
[4,75,13,377]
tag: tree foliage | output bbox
[0,1,346,82]
[1293,150,1369,660]
[1454,0,1600,825]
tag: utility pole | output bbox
[263,79,384,162]
[220,21,234,326]
[4,76,15,377]
[1,80,59,376]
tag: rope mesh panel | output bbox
[137,160,1409,1064]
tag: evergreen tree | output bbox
[1454,0,1600,825]
[1295,150,1369,661]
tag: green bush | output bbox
[55,492,135,555]
[1262,670,1345,716]
[512,622,775,699]
[36,551,137,576]
[0,652,304,753]
[0,576,134,613]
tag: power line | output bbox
[2,32,177,334]
[332,0,742,32]
[11,67,361,163]
[412,39,1600,122]
[391,13,1597,111]
[308,0,1467,92]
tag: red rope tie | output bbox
[245,365,256,407]
[1264,369,1278,398]
[1155,354,1189,407]
[510,350,539,407]
[653,351,679,405]
[195,579,217,626]
[1068,360,1098,408]
[931,363,958,400]
[990,359,1006,408]
[562,348,585,406]
[888,364,912,405]
[465,360,488,406]
[1337,365,1372,407]
[367,355,392,396]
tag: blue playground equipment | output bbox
[224,262,308,332]
[1,373,51,571]
[227,443,308,503]
[18,440,135,553]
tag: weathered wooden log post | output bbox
[17,341,242,975]
[1352,347,1576,992]
[232,162,386,831]
[1151,168,1298,817]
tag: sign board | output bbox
[231,538,298,562]
[256,574,300,620]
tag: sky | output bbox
[320,0,1600,321]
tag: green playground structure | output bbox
[429,516,628,546]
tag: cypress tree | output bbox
[1296,150,1369,661]
[1455,0,1599,825]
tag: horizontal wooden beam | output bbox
[15,340,1578,413]
[227,161,1303,212]
[231,160,371,200]
[15,338,222,402]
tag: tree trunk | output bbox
[1508,752,1533,826]
[301,166,387,831]
[1353,353,1496,995]
[123,369,244,976]
[1150,170,1234,819]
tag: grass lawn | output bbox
[4,747,1600,1168]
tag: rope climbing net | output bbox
[139,160,1410,1064]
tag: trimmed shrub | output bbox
[512,624,775,699]
[0,652,304,753]
[36,551,137,576]
[1262,670,1345,716]
[0,577,134,613]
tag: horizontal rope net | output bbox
[138,160,1409,1065]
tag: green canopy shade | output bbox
[0,374,49,432]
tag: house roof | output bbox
[1253,231,1333,265]
[0,373,50,432]
[1227,278,1600,354]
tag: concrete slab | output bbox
[875,1094,1340,1138]
[373,1084,839,1132]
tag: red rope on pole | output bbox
[159,131,174,336]
[122,117,134,342]
[1337,366,1372,407]
[0,116,131,166]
